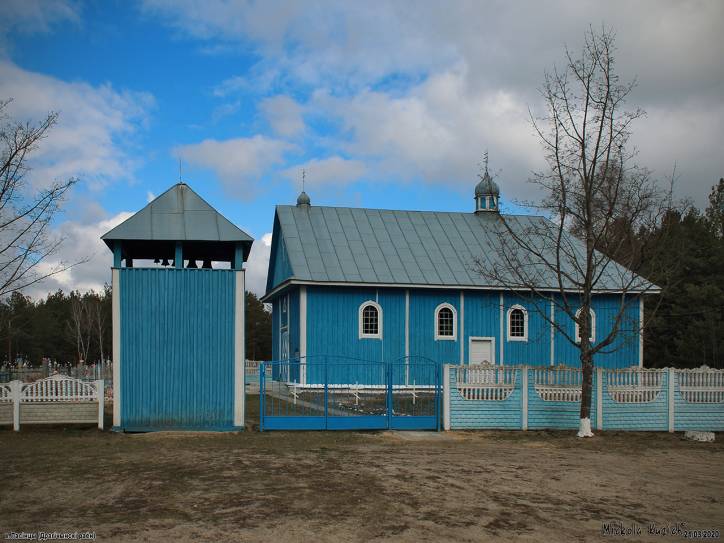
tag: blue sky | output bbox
[1,0,722,295]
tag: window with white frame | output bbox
[507,305,528,341]
[359,301,382,339]
[434,303,457,340]
[575,308,596,343]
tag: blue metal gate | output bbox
[258,356,441,431]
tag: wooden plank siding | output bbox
[277,285,642,383]
[118,268,238,430]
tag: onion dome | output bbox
[296,190,311,207]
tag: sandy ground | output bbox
[1,407,723,542]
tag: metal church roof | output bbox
[102,183,253,247]
[265,204,657,295]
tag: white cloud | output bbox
[259,95,305,137]
[0,60,154,191]
[244,232,272,296]
[146,191,156,203]
[145,0,724,206]
[282,156,365,189]
[25,211,133,299]
[1,0,79,39]
[174,136,294,199]
[314,67,543,199]
[212,75,249,98]
[211,100,241,122]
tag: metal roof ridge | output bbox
[275,203,546,219]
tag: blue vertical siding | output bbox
[503,293,550,366]
[289,288,300,358]
[378,288,406,364]
[270,285,642,383]
[288,288,301,382]
[271,298,279,361]
[270,235,293,288]
[119,268,236,430]
[305,286,406,384]
[409,290,459,364]
[554,294,640,368]
[462,290,500,364]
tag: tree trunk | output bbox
[578,345,594,437]
[7,320,11,364]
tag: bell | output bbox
[202,259,212,269]
[187,259,198,269]
[161,259,170,266]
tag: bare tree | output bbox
[0,99,78,298]
[67,292,93,364]
[90,293,107,363]
[475,28,672,437]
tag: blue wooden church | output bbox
[262,170,652,386]
[103,182,253,431]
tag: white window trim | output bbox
[506,304,528,342]
[359,300,383,339]
[434,302,457,341]
[575,308,596,343]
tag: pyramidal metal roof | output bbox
[266,204,657,294]
[102,183,253,246]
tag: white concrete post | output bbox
[521,366,528,430]
[596,368,603,431]
[10,380,22,431]
[233,270,245,428]
[112,268,121,428]
[443,364,451,431]
[668,367,675,433]
[95,379,104,430]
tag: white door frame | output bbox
[468,336,496,365]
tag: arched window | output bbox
[359,301,382,339]
[575,308,596,343]
[434,303,457,340]
[507,305,528,341]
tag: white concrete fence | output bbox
[0,374,104,431]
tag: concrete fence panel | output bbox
[0,374,104,431]
[445,365,724,432]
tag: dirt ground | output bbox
[1,401,723,542]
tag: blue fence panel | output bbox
[259,356,440,431]
[449,367,521,429]
[602,371,668,431]
[446,366,724,432]
[527,367,596,430]
[674,371,724,432]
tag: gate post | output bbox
[11,380,21,431]
[95,379,104,430]
[436,363,442,432]
[386,362,392,429]
[521,366,529,431]
[443,364,450,431]
[668,367,675,433]
[323,357,329,430]
[259,362,265,432]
